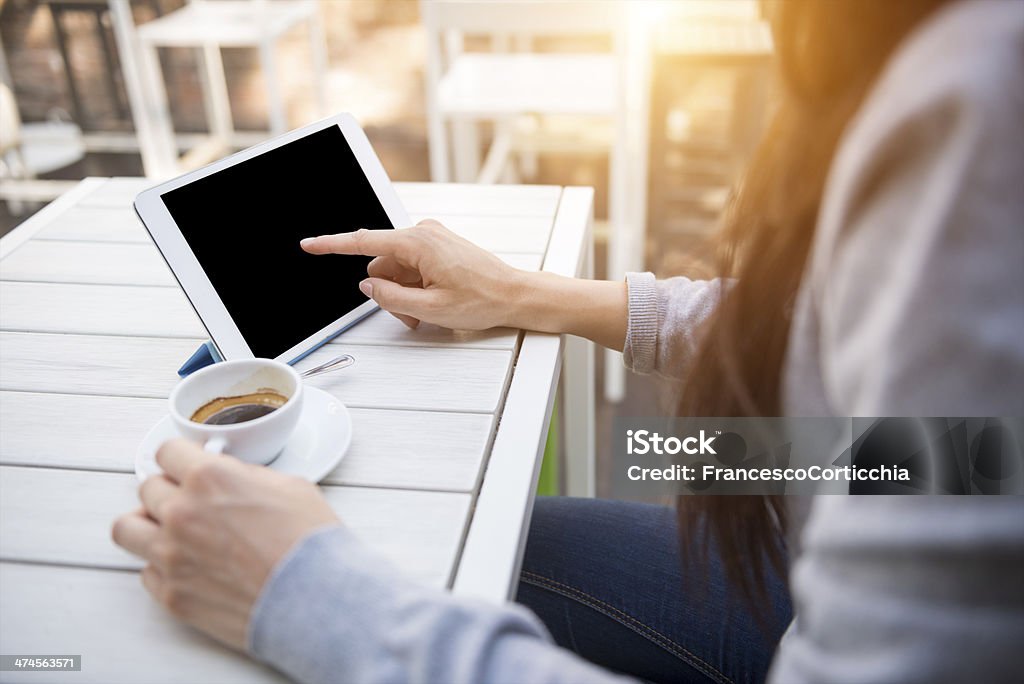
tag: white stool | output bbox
[117,0,328,177]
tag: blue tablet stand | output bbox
[177,341,223,378]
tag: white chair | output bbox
[420,0,650,403]
[0,83,85,212]
[109,0,329,177]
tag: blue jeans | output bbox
[516,497,792,684]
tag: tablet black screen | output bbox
[161,125,393,359]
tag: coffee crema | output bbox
[190,389,289,425]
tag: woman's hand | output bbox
[111,439,339,651]
[301,220,525,330]
[302,220,629,350]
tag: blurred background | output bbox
[0,0,775,495]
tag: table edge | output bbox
[0,178,107,261]
[451,186,594,603]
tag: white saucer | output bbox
[135,387,352,483]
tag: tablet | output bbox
[134,114,410,365]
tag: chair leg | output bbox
[423,25,450,182]
[260,40,287,136]
[3,148,33,215]
[196,44,234,144]
[517,115,540,179]
[451,118,480,183]
[604,207,629,402]
[563,216,597,497]
[603,11,651,403]
[605,95,631,404]
[96,8,130,123]
[604,195,630,403]
[137,43,180,176]
[476,125,513,185]
[106,0,178,177]
[308,16,329,118]
[426,113,451,183]
[49,6,88,128]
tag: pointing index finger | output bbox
[300,228,413,260]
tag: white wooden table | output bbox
[0,177,595,683]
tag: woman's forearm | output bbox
[507,271,628,351]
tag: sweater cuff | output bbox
[247,524,403,683]
[623,272,659,373]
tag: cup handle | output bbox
[203,436,228,455]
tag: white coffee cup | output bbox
[169,358,304,465]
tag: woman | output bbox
[112,1,1024,682]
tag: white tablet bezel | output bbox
[133,113,410,365]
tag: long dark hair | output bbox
[677,0,952,608]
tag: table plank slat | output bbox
[0,281,519,350]
[0,332,513,412]
[397,182,562,217]
[408,214,553,253]
[35,205,147,243]
[0,241,174,286]
[0,466,470,588]
[1,562,287,684]
[75,177,151,208]
[0,392,494,492]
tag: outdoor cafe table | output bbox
[0,177,596,683]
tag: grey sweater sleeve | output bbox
[623,271,728,379]
[248,525,635,684]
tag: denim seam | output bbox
[521,571,733,684]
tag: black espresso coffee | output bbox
[190,389,289,425]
